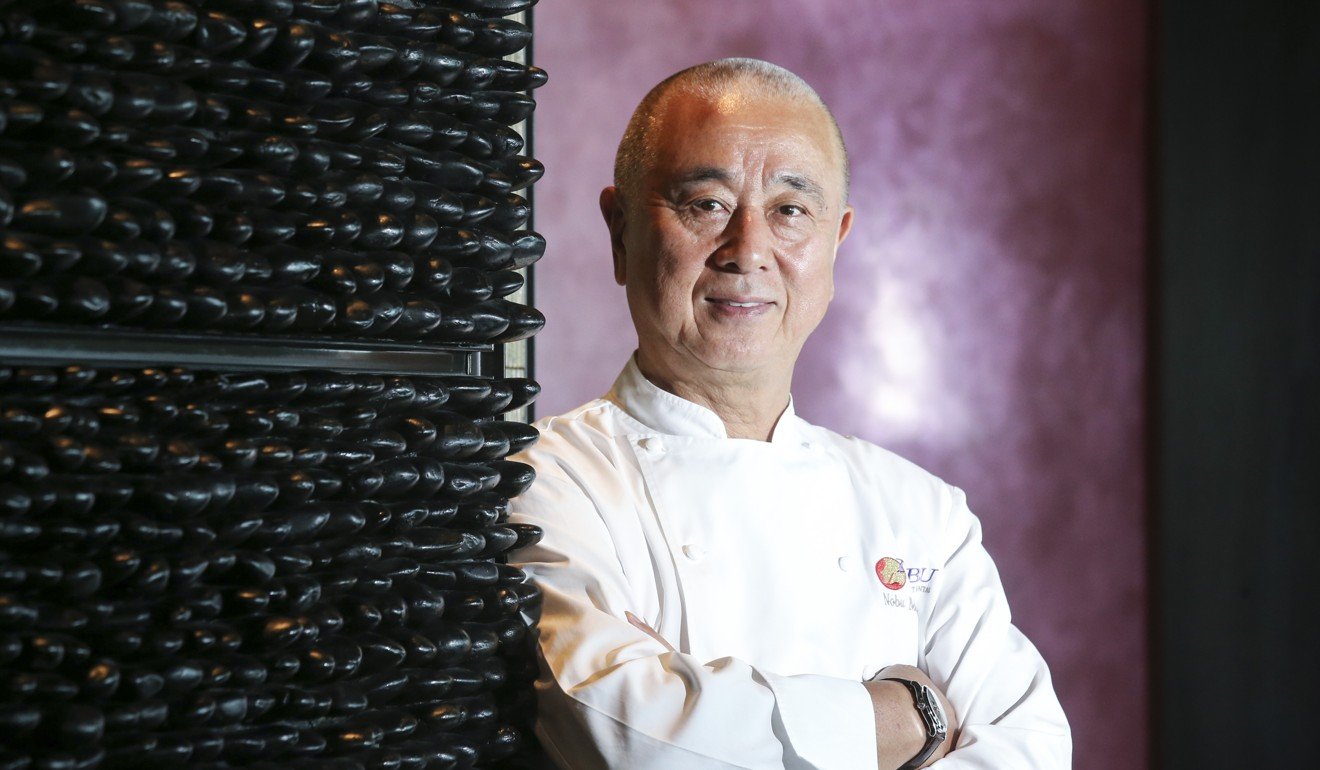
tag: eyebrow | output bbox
[670,167,830,205]
[773,172,828,206]
[672,166,734,187]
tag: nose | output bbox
[712,207,772,273]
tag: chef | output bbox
[509,58,1071,769]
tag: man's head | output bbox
[613,59,851,203]
[601,58,854,394]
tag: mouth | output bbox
[705,297,775,316]
[707,297,774,308]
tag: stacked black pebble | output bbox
[0,0,546,343]
[0,364,545,769]
[0,0,549,767]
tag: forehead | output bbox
[645,89,845,193]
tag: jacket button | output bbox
[640,438,664,454]
[837,556,855,572]
[682,544,706,561]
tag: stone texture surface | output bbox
[0,0,548,766]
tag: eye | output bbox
[692,198,725,213]
[778,203,807,217]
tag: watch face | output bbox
[918,684,948,736]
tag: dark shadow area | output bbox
[1155,1,1320,766]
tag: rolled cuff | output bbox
[761,672,879,770]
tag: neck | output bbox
[635,353,791,441]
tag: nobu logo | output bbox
[875,557,907,590]
[875,557,940,591]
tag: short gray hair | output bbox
[612,58,850,202]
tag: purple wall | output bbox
[532,2,1148,768]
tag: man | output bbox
[509,58,1070,769]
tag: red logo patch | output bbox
[875,557,907,590]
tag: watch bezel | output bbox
[912,682,948,738]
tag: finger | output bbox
[625,611,677,652]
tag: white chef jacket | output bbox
[509,359,1071,769]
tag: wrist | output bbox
[864,679,930,770]
[882,678,948,770]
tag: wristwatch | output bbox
[883,678,948,770]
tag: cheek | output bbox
[635,254,703,326]
[786,255,837,319]
[789,246,836,289]
[654,249,705,293]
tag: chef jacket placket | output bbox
[631,433,874,676]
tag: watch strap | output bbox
[883,677,947,770]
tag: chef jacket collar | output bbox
[605,355,805,445]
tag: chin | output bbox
[691,345,778,374]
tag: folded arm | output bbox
[512,471,883,769]
[915,487,1072,768]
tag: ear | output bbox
[600,186,629,285]
[834,205,855,254]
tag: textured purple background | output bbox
[531,2,1148,768]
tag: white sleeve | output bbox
[509,457,879,770]
[923,488,1072,769]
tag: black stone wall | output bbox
[0,1,546,768]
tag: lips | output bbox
[706,297,773,308]
[704,296,775,320]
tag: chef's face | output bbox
[602,87,853,385]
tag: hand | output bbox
[864,664,959,769]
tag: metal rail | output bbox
[0,322,488,377]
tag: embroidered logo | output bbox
[875,557,907,590]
